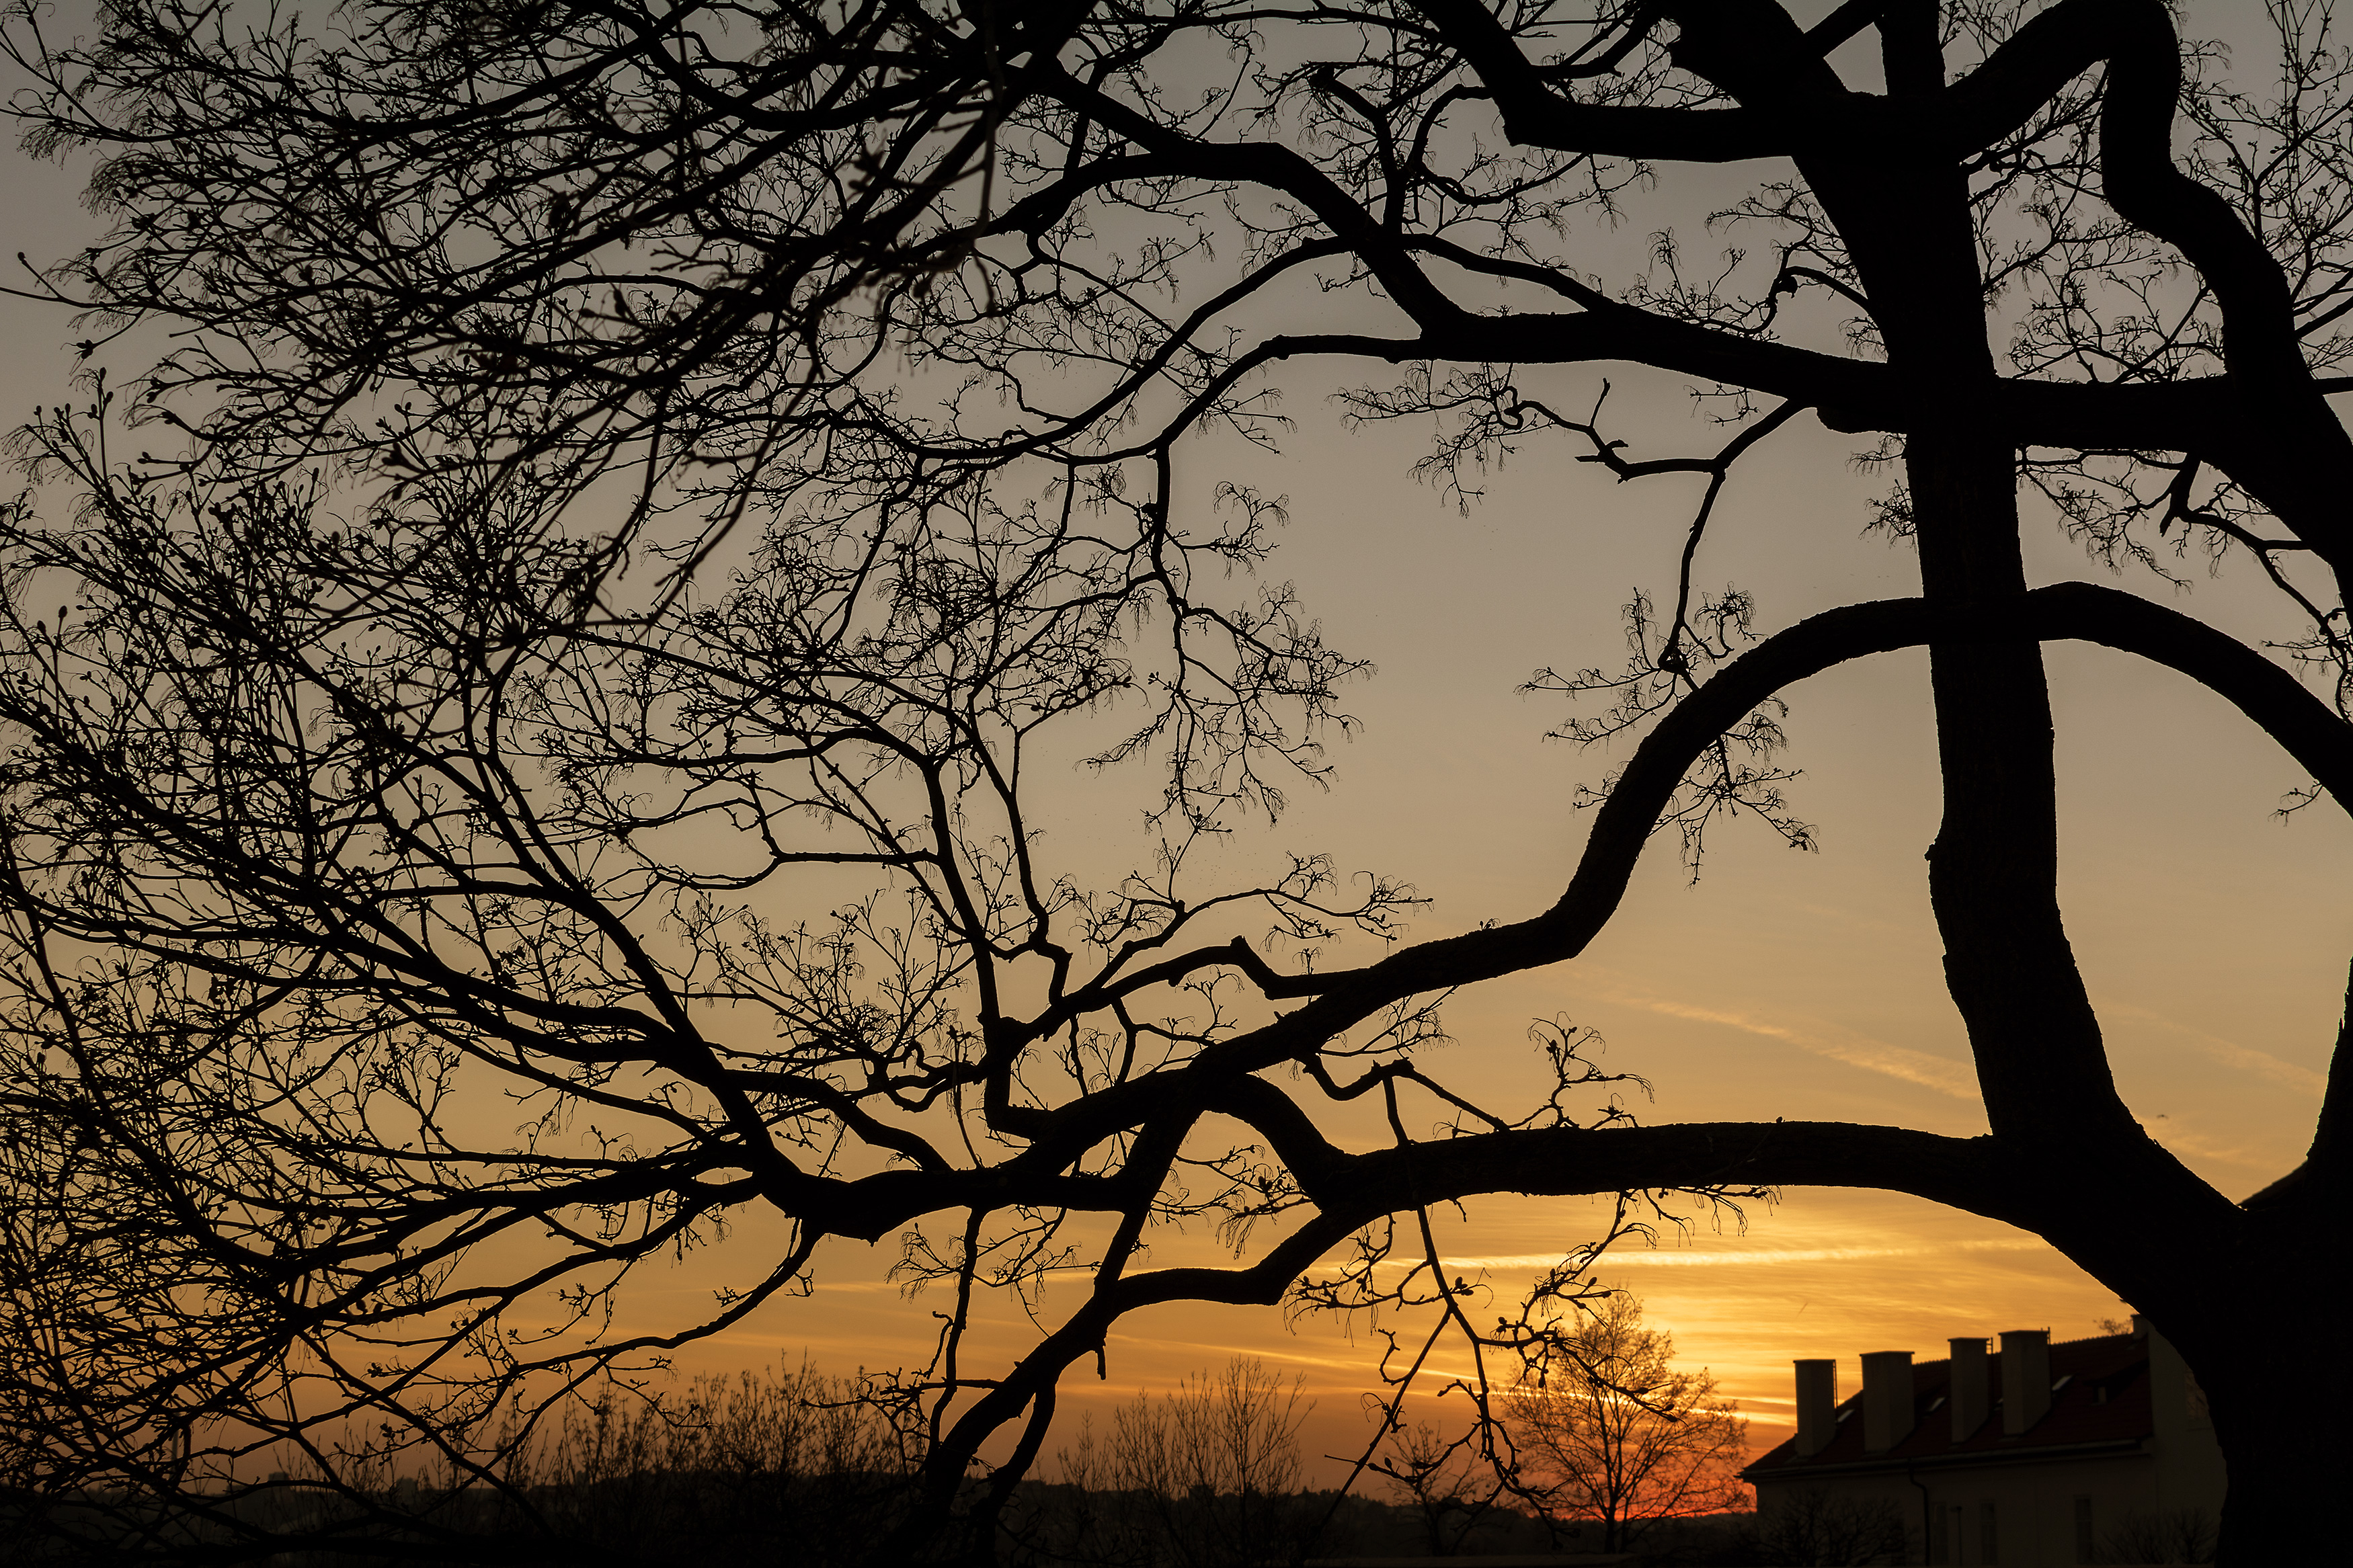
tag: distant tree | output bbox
[0,3,2347,1565]
[2100,1508,2219,1566]
[1505,1292,1748,1553]
[1369,1419,1515,1557]
[1751,1487,1912,1568]
[514,1360,918,1566]
[1047,1359,1319,1568]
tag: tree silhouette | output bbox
[0,1,2345,1563]
[1506,1291,1748,1553]
[1047,1358,1320,1568]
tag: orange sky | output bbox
[508,395,2338,1482]
[3,11,2340,1496]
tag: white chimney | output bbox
[1860,1350,1915,1452]
[1794,1358,1837,1456]
[1949,1336,1990,1440]
[2001,1329,2052,1434]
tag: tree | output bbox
[1506,1292,1748,1553]
[1369,1420,1518,1557]
[0,1,2346,1563]
[1047,1358,1320,1568]
[2099,1509,2219,1566]
[1751,1487,1913,1567]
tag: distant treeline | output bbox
[1,1358,1770,1567]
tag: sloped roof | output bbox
[1743,1331,2151,1479]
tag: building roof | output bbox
[1743,1331,2151,1481]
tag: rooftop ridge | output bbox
[1745,1330,2157,1477]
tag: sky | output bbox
[1,0,2342,1495]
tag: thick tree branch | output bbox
[1944,0,2353,577]
[1404,0,1780,161]
[999,582,2348,1179]
[2028,583,2353,806]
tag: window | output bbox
[1982,1500,2000,1565]
[2075,1495,2096,1564]
[1929,1503,1951,1565]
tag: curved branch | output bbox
[792,579,2348,1262]
[1012,595,1944,1163]
[1945,0,2353,577]
[1402,0,1779,161]
[1343,1118,2012,1226]
[2024,583,2353,809]
[1942,0,2277,362]
[1009,583,2350,1170]
[902,1115,2012,1548]
[1110,318,1879,470]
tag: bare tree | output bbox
[1505,1292,1747,1552]
[1753,1487,1913,1567]
[1047,1359,1320,1568]
[0,2,2346,1564]
[512,1361,918,1565]
[1369,1420,1517,1557]
[2100,1509,2220,1566]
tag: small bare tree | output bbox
[1753,1487,1913,1568]
[2100,1509,2219,1566]
[1046,1358,1319,1568]
[1370,1421,1517,1557]
[1507,1292,1749,1553]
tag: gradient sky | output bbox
[3,5,2340,1493]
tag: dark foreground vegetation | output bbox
[0,1347,2199,1565]
[1,1482,1768,1568]
[0,1353,1769,1567]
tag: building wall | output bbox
[1758,1451,2167,1567]
[1750,1326,2227,1566]
[1919,1452,2156,1567]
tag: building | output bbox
[1741,1318,2223,1565]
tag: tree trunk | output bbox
[2204,1387,2330,1563]
[1900,395,2335,1568]
[2169,1196,2341,1564]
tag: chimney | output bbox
[1860,1350,1915,1452]
[2001,1329,2052,1434]
[1794,1359,1837,1456]
[1948,1336,1991,1440]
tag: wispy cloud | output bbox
[1439,1237,2046,1274]
[2100,1001,2327,1098]
[2139,1122,2268,1169]
[1099,1335,1384,1378]
[1589,984,1978,1100]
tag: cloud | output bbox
[2099,1001,2327,1098]
[2139,1122,2266,1169]
[1437,1236,2046,1274]
[1099,1335,1382,1378]
[1593,987,1978,1100]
